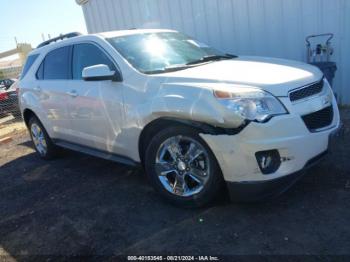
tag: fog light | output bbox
[255,150,281,175]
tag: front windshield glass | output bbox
[107,32,228,74]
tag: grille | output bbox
[289,80,324,102]
[302,106,334,131]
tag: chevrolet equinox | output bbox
[18,29,340,207]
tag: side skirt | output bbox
[54,140,139,167]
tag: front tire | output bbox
[144,125,223,208]
[28,116,58,160]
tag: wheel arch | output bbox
[23,108,37,127]
[138,117,246,165]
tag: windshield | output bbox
[107,32,231,74]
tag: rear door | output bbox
[36,45,74,141]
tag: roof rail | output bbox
[37,32,82,48]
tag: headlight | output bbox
[214,87,288,122]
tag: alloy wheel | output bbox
[31,123,47,156]
[155,135,210,197]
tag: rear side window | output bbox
[20,54,39,79]
[36,61,44,80]
[41,46,71,80]
[72,43,116,80]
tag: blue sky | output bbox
[0,0,86,53]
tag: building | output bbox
[76,0,350,105]
[0,43,32,79]
[0,59,22,79]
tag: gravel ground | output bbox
[0,110,349,260]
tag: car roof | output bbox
[29,29,176,56]
[97,28,176,38]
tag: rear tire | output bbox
[28,116,58,160]
[144,125,223,208]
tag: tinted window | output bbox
[20,54,39,79]
[72,43,116,80]
[44,46,71,79]
[36,61,44,80]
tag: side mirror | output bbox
[82,64,122,81]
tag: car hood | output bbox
[158,56,323,96]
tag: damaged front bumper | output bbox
[200,101,341,202]
[226,150,328,202]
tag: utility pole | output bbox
[41,33,46,41]
[14,37,18,47]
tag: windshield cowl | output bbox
[142,61,214,75]
[185,54,237,66]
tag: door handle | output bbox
[67,90,78,98]
[33,86,41,92]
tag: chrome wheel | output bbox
[155,135,210,197]
[31,123,47,156]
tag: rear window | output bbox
[20,54,39,79]
[36,61,44,80]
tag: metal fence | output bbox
[0,82,26,142]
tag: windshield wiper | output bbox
[143,54,238,74]
[186,54,237,65]
[143,64,192,74]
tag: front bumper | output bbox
[226,150,328,202]
[200,93,340,201]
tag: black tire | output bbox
[28,116,58,160]
[144,125,224,208]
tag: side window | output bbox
[20,54,39,79]
[72,43,116,80]
[36,61,44,80]
[43,46,71,80]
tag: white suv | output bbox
[19,29,340,207]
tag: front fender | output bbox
[116,80,246,162]
[149,83,245,128]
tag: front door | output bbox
[66,43,125,153]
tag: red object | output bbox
[0,93,9,101]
